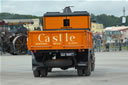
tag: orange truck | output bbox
[27,7,95,77]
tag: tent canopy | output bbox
[105,26,128,31]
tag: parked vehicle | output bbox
[27,7,95,77]
[0,19,33,55]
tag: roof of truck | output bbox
[44,11,89,17]
[44,7,89,17]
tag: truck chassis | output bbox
[32,49,95,77]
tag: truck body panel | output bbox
[43,16,91,30]
[27,30,93,50]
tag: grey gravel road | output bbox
[0,52,128,85]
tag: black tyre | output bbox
[77,69,84,76]
[40,68,48,77]
[12,34,27,55]
[33,70,40,77]
[85,58,91,76]
[91,57,95,71]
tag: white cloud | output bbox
[1,0,128,16]
[0,0,2,12]
[4,0,128,1]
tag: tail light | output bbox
[78,49,85,52]
[78,49,81,52]
[32,50,37,53]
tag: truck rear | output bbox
[27,7,95,77]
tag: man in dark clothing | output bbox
[95,32,101,52]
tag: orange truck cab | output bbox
[27,7,95,77]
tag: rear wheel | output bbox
[40,68,48,77]
[85,58,91,76]
[33,70,40,77]
[13,34,27,55]
[91,57,95,71]
[77,69,84,76]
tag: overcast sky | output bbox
[0,0,128,17]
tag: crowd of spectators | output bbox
[93,32,128,52]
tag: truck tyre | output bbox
[40,68,48,77]
[91,57,95,71]
[85,58,91,76]
[77,69,84,76]
[33,70,40,77]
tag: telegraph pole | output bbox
[122,7,126,25]
[123,7,125,16]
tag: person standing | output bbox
[102,33,107,51]
[0,34,3,55]
[95,32,101,52]
[119,34,123,51]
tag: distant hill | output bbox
[0,12,39,20]
[0,12,128,27]
[95,14,128,27]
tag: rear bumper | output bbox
[44,59,72,67]
[33,49,78,53]
[32,49,91,69]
